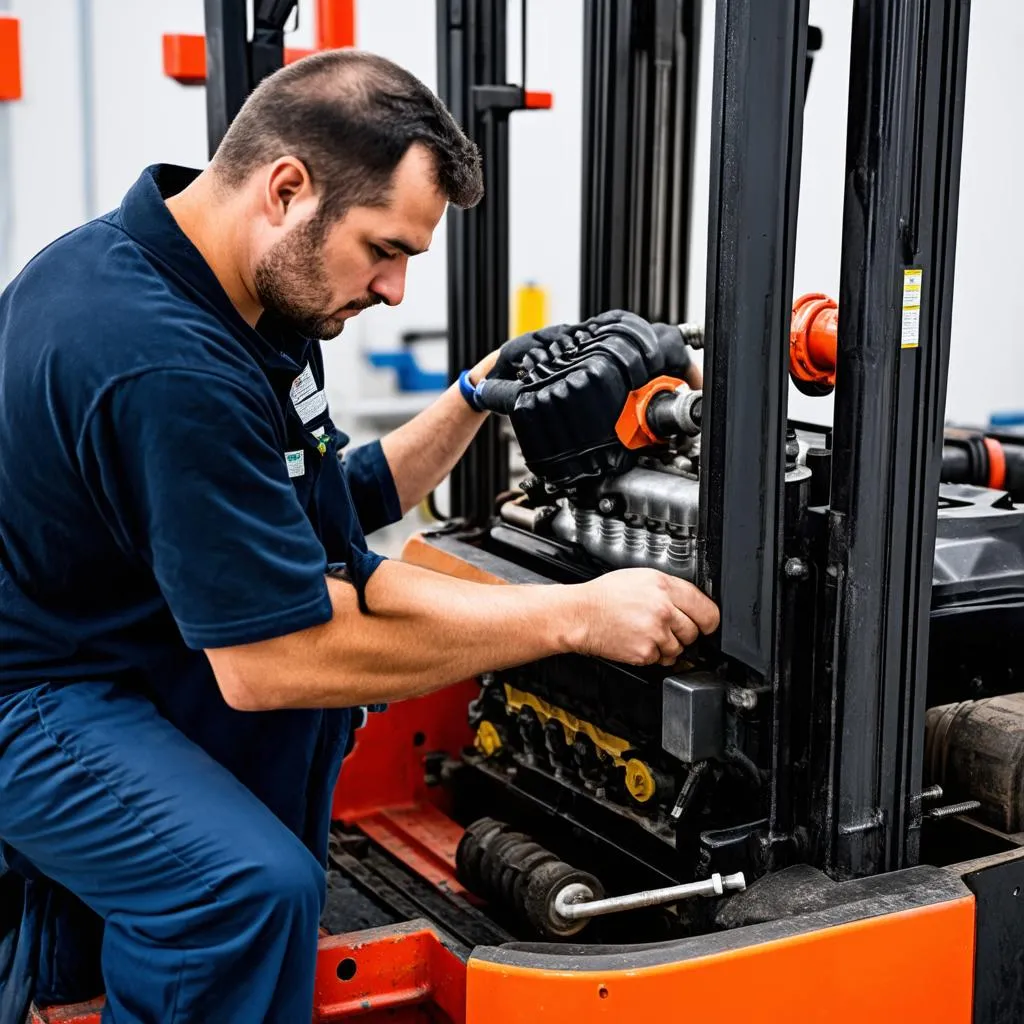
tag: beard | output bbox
[253,218,381,340]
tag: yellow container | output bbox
[513,281,549,336]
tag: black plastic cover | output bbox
[932,485,1024,608]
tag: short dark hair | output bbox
[212,50,483,220]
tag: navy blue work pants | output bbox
[0,682,327,1023]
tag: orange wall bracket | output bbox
[0,16,22,101]
[164,0,354,85]
[524,90,553,109]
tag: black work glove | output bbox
[494,311,671,488]
[650,322,694,378]
[488,309,634,380]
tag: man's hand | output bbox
[567,568,720,667]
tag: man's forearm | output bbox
[206,560,722,711]
[381,349,499,515]
[380,382,489,515]
[207,560,577,710]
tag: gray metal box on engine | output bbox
[662,674,727,763]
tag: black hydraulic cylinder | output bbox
[579,0,702,323]
[941,431,1024,502]
[813,0,970,879]
[940,443,973,484]
[646,389,702,439]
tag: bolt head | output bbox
[728,686,758,710]
[785,557,809,579]
[597,497,616,514]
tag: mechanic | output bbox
[0,50,719,1023]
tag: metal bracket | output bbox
[662,673,727,764]
[472,84,525,112]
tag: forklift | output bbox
[37,0,1024,1021]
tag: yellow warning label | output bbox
[901,268,922,349]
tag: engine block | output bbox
[548,463,699,578]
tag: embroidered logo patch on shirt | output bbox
[290,363,328,424]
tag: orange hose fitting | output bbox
[983,436,1007,490]
[790,293,838,390]
[615,375,684,450]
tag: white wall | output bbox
[949,2,1024,425]
[6,0,88,269]
[89,0,209,216]
[507,1,583,326]
[3,0,1023,436]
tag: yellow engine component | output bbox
[475,720,503,757]
[503,685,659,802]
[624,758,656,802]
[504,685,630,763]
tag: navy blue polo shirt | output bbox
[0,165,401,849]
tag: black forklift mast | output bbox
[814,0,970,880]
[437,1,550,524]
[435,0,972,882]
[698,0,971,880]
[697,0,810,875]
[698,0,808,680]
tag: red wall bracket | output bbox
[0,17,22,101]
[164,0,354,85]
[314,0,356,51]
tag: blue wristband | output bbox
[458,368,485,412]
